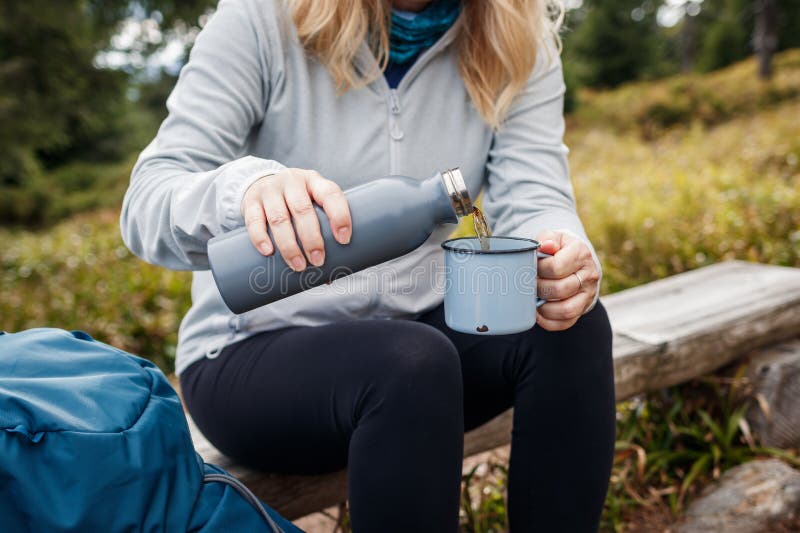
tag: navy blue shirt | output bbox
[384,55,419,89]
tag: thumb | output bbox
[536,230,563,255]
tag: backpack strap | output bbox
[203,473,285,533]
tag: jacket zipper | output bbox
[388,88,402,175]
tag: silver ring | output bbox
[573,272,583,290]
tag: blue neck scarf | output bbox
[389,0,461,65]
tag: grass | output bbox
[460,460,509,532]
[603,366,800,531]
[1,50,799,531]
[571,98,800,294]
[0,209,191,370]
[572,49,800,140]
[457,364,800,533]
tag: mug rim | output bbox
[441,236,541,255]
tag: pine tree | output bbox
[565,0,664,88]
[0,0,214,224]
[695,0,751,72]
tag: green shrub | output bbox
[574,49,800,139]
[0,155,138,228]
[0,210,191,370]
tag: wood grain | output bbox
[745,338,800,449]
[605,261,800,400]
[186,260,800,519]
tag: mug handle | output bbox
[535,251,552,308]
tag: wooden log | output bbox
[745,338,800,449]
[605,261,800,400]
[186,260,800,519]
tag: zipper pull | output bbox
[389,89,401,114]
[391,121,404,141]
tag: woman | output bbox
[121,0,615,530]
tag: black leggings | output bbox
[181,303,615,532]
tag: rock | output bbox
[676,459,800,533]
[746,338,800,449]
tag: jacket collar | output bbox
[354,18,462,95]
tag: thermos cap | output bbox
[441,168,473,217]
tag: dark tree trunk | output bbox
[753,0,779,79]
[678,9,697,72]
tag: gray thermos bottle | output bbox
[207,168,474,314]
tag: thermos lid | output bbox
[441,168,473,217]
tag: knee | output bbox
[374,322,463,404]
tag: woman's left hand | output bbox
[535,230,600,331]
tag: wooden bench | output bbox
[186,260,800,520]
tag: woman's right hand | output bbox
[241,168,352,271]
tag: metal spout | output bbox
[440,168,473,218]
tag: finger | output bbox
[538,292,592,322]
[243,199,272,256]
[574,264,601,295]
[261,185,306,272]
[284,177,325,267]
[538,239,586,279]
[306,171,352,244]
[536,230,564,256]
[538,264,599,300]
[536,312,578,332]
[538,271,582,301]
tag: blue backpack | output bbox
[0,328,302,533]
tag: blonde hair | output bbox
[287,0,564,128]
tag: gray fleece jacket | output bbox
[121,0,601,375]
